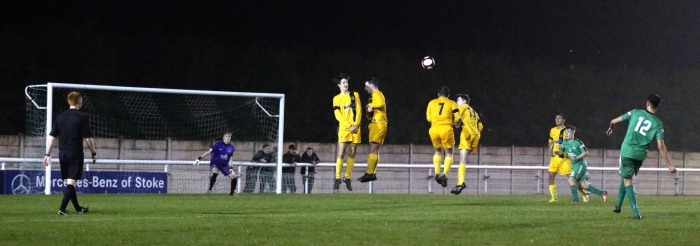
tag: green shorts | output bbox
[569,163,588,182]
[619,156,644,179]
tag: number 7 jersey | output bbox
[620,109,665,160]
[426,96,460,127]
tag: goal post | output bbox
[25,82,285,195]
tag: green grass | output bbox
[1,194,699,245]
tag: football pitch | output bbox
[1,194,699,245]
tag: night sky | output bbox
[9,1,699,67]
[2,1,700,150]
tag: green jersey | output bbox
[561,138,588,166]
[620,109,664,160]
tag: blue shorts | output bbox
[211,163,233,176]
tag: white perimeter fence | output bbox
[2,157,699,196]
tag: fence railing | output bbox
[2,157,698,196]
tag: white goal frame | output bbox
[29,82,286,195]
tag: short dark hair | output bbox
[289,144,296,150]
[437,86,450,97]
[566,125,576,131]
[365,77,379,87]
[648,94,661,108]
[333,73,350,84]
[223,131,232,136]
[456,94,469,103]
[556,113,566,119]
[306,147,313,150]
[262,144,270,149]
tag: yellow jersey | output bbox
[333,91,362,128]
[549,126,567,152]
[367,90,387,124]
[458,104,481,136]
[426,96,460,127]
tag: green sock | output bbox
[585,184,603,196]
[616,179,626,207]
[570,185,579,202]
[625,185,639,217]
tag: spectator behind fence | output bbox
[282,144,302,193]
[264,145,279,193]
[301,147,320,194]
[247,144,274,193]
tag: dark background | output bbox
[2,1,700,150]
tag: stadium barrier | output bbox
[2,157,698,196]
[1,169,167,194]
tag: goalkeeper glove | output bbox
[194,156,202,165]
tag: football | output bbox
[421,56,435,69]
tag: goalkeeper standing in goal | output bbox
[358,77,387,183]
[43,91,94,215]
[194,132,239,196]
[332,73,362,191]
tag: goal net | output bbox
[24,83,285,195]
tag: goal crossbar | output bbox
[47,83,285,98]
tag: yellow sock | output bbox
[335,158,343,179]
[367,154,378,174]
[457,163,466,185]
[372,155,380,174]
[345,158,355,179]
[549,184,557,199]
[433,155,442,175]
[443,156,453,176]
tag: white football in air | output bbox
[422,56,435,69]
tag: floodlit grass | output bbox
[1,193,699,245]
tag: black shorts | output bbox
[59,150,84,180]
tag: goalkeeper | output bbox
[194,132,239,196]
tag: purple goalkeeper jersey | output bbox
[210,142,235,165]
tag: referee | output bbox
[43,91,96,215]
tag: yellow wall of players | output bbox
[332,75,482,195]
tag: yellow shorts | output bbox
[429,125,455,149]
[548,155,572,175]
[458,132,480,153]
[338,127,361,144]
[368,123,387,144]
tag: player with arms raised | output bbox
[358,77,387,183]
[194,131,239,196]
[451,94,482,195]
[332,73,362,191]
[426,86,460,188]
[606,95,676,220]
